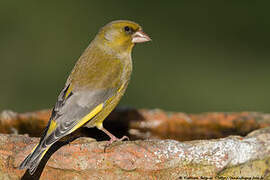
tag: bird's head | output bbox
[96,20,151,53]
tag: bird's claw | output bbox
[104,136,129,152]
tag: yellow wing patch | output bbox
[30,144,39,153]
[47,120,57,135]
[40,147,50,161]
[65,85,73,99]
[70,103,104,132]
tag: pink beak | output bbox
[132,30,152,43]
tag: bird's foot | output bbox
[108,135,129,144]
[98,125,129,152]
[104,135,129,152]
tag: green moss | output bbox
[218,157,270,178]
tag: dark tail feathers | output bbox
[19,144,48,175]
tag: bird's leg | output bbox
[99,126,129,146]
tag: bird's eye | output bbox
[124,26,131,33]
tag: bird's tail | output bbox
[19,142,50,175]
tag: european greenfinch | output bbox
[19,20,151,174]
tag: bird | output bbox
[19,20,151,174]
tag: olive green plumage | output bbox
[19,20,151,174]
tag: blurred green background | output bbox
[1,1,270,113]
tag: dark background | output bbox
[1,1,270,113]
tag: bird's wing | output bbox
[19,83,117,173]
[41,82,116,147]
